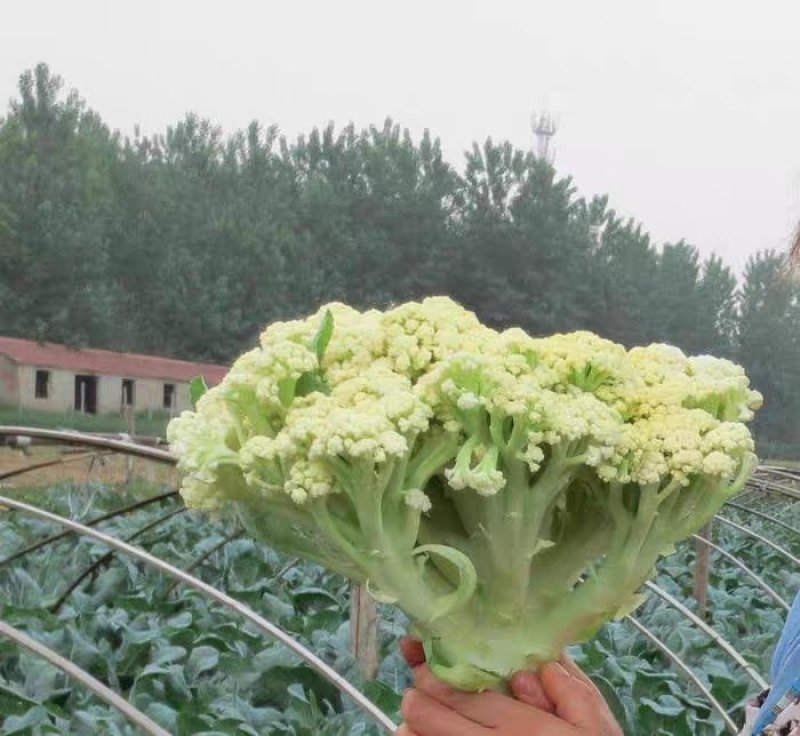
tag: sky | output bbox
[2,0,799,274]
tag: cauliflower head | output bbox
[169,297,761,690]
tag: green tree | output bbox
[283,120,457,308]
[696,254,738,356]
[588,210,659,346]
[444,140,596,333]
[0,64,118,345]
[738,251,800,456]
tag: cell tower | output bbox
[531,112,558,162]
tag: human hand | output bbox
[397,637,623,736]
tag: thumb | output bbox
[539,662,599,728]
[509,671,555,712]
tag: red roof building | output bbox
[0,336,229,416]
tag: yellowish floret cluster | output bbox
[169,297,761,512]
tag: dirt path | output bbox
[0,446,177,490]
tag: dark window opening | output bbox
[122,379,135,407]
[74,375,98,414]
[163,383,175,409]
[35,369,50,399]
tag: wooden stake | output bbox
[125,407,136,487]
[350,584,379,679]
[694,521,712,618]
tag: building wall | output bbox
[14,364,193,415]
[0,355,19,406]
[17,364,75,412]
[94,375,192,415]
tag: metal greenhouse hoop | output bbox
[644,581,768,690]
[715,515,800,568]
[624,615,738,734]
[0,620,171,736]
[0,492,398,734]
[724,502,800,541]
[691,533,790,611]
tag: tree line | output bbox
[0,64,797,456]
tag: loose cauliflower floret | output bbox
[315,304,386,386]
[381,297,494,377]
[168,387,237,474]
[534,331,631,395]
[226,343,318,412]
[684,355,764,422]
[614,407,749,487]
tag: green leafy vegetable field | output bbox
[1,479,797,735]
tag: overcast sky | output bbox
[2,0,799,274]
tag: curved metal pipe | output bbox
[0,490,178,568]
[757,466,800,483]
[164,529,245,598]
[0,427,176,464]
[624,615,738,734]
[691,534,789,611]
[0,620,171,736]
[724,502,800,541]
[745,479,800,501]
[50,507,187,613]
[0,494,397,734]
[715,516,800,568]
[644,581,768,690]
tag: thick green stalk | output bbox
[507,452,575,610]
[526,486,662,657]
[407,432,460,490]
[528,521,615,597]
[310,499,364,563]
[452,446,576,618]
[502,458,528,606]
[324,446,468,627]
[620,484,660,568]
